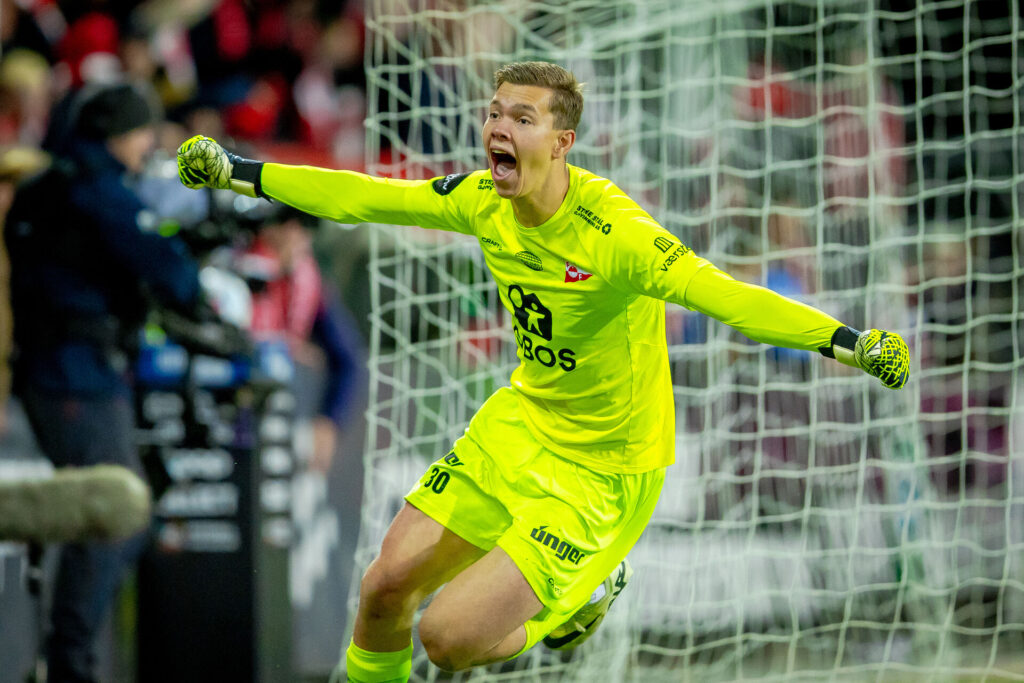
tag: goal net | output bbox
[351,0,1024,680]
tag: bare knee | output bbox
[359,559,422,622]
[419,605,514,672]
[419,610,477,672]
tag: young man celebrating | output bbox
[177,61,909,682]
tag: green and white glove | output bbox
[176,134,265,198]
[823,326,910,390]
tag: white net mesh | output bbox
[351,0,1024,680]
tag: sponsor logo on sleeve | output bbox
[478,178,494,190]
[564,261,593,283]
[660,246,690,271]
[653,235,676,253]
[432,172,470,195]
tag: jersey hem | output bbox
[513,389,672,474]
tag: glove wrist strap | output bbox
[226,152,265,199]
[819,326,861,369]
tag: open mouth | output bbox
[490,149,517,181]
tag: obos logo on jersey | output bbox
[507,285,576,372]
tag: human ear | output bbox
[553,129,576,159]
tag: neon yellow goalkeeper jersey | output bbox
[261,163,840,473]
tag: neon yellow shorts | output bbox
[405,386,665,649]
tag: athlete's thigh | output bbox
[371,502,487,596]
[420,544,543,653]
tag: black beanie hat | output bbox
[76,83,158,139]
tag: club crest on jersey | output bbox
[564,261,593,283]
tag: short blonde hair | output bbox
[493,61,583,131]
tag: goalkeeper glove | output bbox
[176,135,265,198]
[822,326,910,390]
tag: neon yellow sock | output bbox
[344,640,413,683]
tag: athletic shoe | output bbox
[542,558,632,650]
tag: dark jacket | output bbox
[311,288,365,427]
[5,139,201,396]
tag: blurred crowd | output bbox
[0,0,371,452]
[0,3,370,680]
[1,0,367,165]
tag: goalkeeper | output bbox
[177,61,909,682]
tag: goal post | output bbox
[351,1,1024,680]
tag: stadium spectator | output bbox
[736,47,905,214]
[0,0,55,63]
[53,4,125,88]
[4,81,204,683]
[0,145,50,434]
[0,48,54,146]
[236,203,365,473]
[3,1,371,168]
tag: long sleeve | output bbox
[682,264,842,352]
[547,169,842,354]
[260,164,483,235]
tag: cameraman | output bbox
[4,82,203,683]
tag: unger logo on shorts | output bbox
[530,525,587,565]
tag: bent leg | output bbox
[353,502,487,653]
[419,545,544,672]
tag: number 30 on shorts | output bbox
[423,467,450,494]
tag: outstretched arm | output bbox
[176,135,478,234]
[577,209,910,390]
[683,265,910,389]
